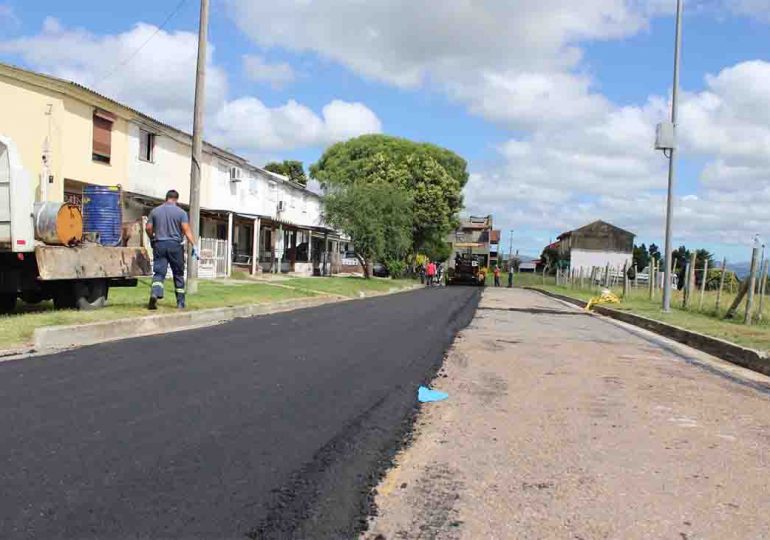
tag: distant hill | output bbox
[727,261,751,279]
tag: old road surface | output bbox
[367,288,770,540]
[0,287,479,539]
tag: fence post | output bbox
[698,258,708,311]
[757,260,768,321]
[649,260,654,300]
[603,263,610,288]
[745,241,760,325]
[623,262,629,298]
[716,257,726,313]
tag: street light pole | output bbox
[662,0,683,313]
[186,0,209,295]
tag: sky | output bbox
[2,0,770,261]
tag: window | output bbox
[139,129,155,162]
[269,181,277,202]
[92,109,115,163]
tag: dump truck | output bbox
[0,135,151,313]
[447,253,486,286]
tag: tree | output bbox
[633,243,650,272]
[670,245,690,289]
[539,246,561,275]
[648,243,661,262]
[324,183,413,278]
[264,160,308,186]
[311,135,467,256]
[668,246,716,289]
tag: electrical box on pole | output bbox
[655,121,675,150]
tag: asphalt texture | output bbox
[0,286,479,539]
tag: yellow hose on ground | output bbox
[585,289,621,311]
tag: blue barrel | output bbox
[82,185,122,246]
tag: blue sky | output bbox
[2,0,770,261]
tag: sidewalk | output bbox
[365,288,770,539]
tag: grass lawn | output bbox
[0,275,417,350]
[281,276,416,297]
[510,272,770,353]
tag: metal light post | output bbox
[186,0,209,294]
[660,0,684,313]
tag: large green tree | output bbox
[324,183,413,278]
[633,243,650,272]
[264,160,308,186]
[311,135,467,256]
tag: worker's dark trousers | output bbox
[151,240,186,307]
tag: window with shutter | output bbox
[92,112,113,163]
[139,129,154,162]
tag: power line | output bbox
[101,0,190,82]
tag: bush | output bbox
[384,259,407,278]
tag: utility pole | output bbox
[508,229,513,269]
[660,0,684,313]
[186,0,209,294]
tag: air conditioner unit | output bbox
[277,200,286,212]
[229,166,242,182]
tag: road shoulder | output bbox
[365,287,770,539]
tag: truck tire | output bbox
[75,280,109,311]
[53,284,77,310]
[53,280,109,310]
[0,294,16,314]
[20,291,46,305]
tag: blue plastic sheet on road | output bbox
[418,386,449,403]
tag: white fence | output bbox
[199,237,228,279]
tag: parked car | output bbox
[372,262,389,277]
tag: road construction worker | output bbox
[426,261,437,287]
[145,189,198,310]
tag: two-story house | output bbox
[0,62,342,278]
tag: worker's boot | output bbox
[148,281,164,310]
[175,290,186,309]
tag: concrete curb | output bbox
[30,285,420,354]
[526,287,770,377]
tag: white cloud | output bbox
[0,19,228,130]
[465,61,770,255]
[211,97,381,152]
[225,0,770,255]
[242,54,296,88]
[0,19,381,155]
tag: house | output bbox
[553,220,635,274]
[447,215,501,269]
[0,62,344,278]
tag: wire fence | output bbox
[541,248,770,327]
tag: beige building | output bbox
[0,62,344,277]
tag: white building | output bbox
[556,220,635,275]
[0,62,344,278]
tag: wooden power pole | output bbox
[186,0,209,294]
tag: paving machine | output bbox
[447,252,485,286]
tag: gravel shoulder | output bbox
[365,288,770,540]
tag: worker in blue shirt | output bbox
[145,189,198,310]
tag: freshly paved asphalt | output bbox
[0,286,479,539]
